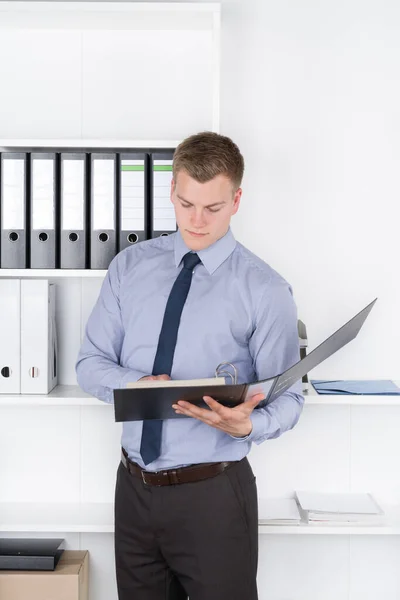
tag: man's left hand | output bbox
[172,393,265,437]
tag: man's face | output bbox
[170,170,242,251]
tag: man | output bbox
[76,131,304,600]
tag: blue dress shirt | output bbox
[76,228,304,471]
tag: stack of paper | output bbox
[258,498,302,526]
[295,490,384,525]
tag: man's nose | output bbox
[191,209,206,228]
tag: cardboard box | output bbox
[0,550,88,600]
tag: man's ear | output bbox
[232,187,242,215]
[170,178,175,204]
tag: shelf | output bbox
[0,270,107,278]
[1,384,400,407]
[0,502,114,533]
[0,3,220,32]
[1,502,400,534]
[0,385,107,406]
[304,384,400,406]
[0,139,180,149]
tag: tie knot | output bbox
[183,252,201,271]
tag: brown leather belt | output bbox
[121,447,235,487]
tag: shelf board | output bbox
[0,139,180,149]
[0,502,114,533]
[0,269,107,278]
[0,385,107,406]
[0,3,220,32]
[1,501,399,534]
[1,384,400,407]
[304,384,400,406]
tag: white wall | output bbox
[140,0,400,379]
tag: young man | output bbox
[76,132,304,600]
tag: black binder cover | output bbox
[0,152,29,268]
[114,299,377,422]
[0,538,64,571]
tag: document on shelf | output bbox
[258,498,302,525]
[113,298,377,422]
[311,380,400,395]
[295,490,384,523]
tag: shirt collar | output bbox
[174,228,237,275]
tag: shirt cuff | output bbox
[102,368,149,404]
[229,410,266,443]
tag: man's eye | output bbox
[207,208,220,213]
[181,203,191,209]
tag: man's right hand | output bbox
[139,374,171,382]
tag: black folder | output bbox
[90,153,117,270]
[0,152,29,268]
[149,151,177,238]
[30,152,58,269]
[118,152,148,251]
[60,152,88,269]
[114,298,377,422]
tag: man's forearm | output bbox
[76,353,147,404]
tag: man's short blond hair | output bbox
[172,131,244,190]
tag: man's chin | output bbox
[183,231,211,250]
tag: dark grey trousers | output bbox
[114,456,259,600]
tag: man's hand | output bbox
[172,392,265,437]
[139,374,171,382]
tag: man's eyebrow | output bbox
[176,194,227,208]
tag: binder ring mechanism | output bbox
[215,362,238,384]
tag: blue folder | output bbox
[311,380,400,395]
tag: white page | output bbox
[126,377,226,389]
[121,159,144,230]
[93,159,115,230]
[258,498,301,522]
[295,491,383,515]
[62,159,85,230]
[32,159,54,230]
[2,159,25,229]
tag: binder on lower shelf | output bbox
[60,153,88,269]
[90,153,117,269]
[0,279,21,394]
[150,152,177,238]
[258,498,302,525]
[118,153,147,251]
[30,152,58,269]
[0,152,29,268]
[20,280,58,394]
[295,490,384,524]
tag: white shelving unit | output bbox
[2,501,400,535]
[0,270,107,278]
[0,2,221,141]
[1,383,399,407]
[0,4,221,599]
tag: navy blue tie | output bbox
[140,251,202,465]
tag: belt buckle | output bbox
[141,470,150,485]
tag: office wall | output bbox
[222,0,400,381]
[149,0,400,379]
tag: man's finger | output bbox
[202,395,232,417]
[173,400,220,423]
[238,393,265,412]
